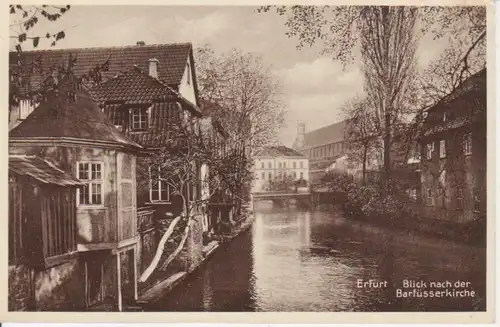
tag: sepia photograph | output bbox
[5,2,492,320]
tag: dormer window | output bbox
[131,107,149,131]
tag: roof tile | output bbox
[10,43,192,94]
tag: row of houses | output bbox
[8,42,241,311]
[292,68,487,224]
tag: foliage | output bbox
[9,5,111,108]
[257,5,486,187]
[195,46,286,154]
[419,6,486,103]
[10,5,72,52]
[263,172,298,192]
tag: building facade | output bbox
[292,121,350,183]
[9,80,143,311]
[418,68,486,223]
[252,146,309,193]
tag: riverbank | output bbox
[136,212,255,307]
[336,203,486,247]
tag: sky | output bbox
[9,6,445,147]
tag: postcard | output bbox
[1,0,495,324]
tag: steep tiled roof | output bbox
[10,42,192,93]
[88,66,178,104]
[256,145,305,158]
[88,65,200,115]
[302,120,348,150]
[9,155,85,187]
[9,80,142,151]
[102,101,182,149]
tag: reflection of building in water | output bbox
[297,212,311,247]
[251,211,315,310]
[202,268,213,311]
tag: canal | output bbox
[145,206,487,312]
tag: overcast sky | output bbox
[10,6,445,147]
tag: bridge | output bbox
[251,191,314,208]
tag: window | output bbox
[18,99,36,120]
[439,140,446,158]
[132,107,148,130]
[426,142,434,160]
[464,132,472,155]
[77,162,103,206]
[268,162,272,169]
[473,188,481,212]
[186,63,191,85]
[261,172,265,180]
[268,172,272,180]
[300,172,304,179]
[407,188,417,202]
[150,166,170,202]
[300,161,304,169]
[283,162,286,169]
[293,162,296,169]
[456,188,463,210]
[443,111,447,122]
[293,171,297,179]
[426,188,433,206]
[261,162,264,169]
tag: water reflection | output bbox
[146,207,486,312]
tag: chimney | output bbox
[136,41,145,46]
[148,58,159,79]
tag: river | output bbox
[144,206,487,312]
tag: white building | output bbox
[252,146,309,193]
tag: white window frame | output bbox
[300,161,304,169]
[149,166,170,203]
[464,132,472,155]
[426,142,434,160]
[131,107,150,131]
[76,161,104,207]
[18,99,36,120]
[260,162,264,169]
[439,140,446,159]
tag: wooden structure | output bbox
[9,80,144,311]
[9,156,84,269]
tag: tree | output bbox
[258,6,419,191]
[341,96,379,184]
[10,5,71,52]
[138,115,226,282]
[9,5,110,109]
[195,46,286,210]
[195,46,286,155]
[257,5,486,190]
[418,6,486,104]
